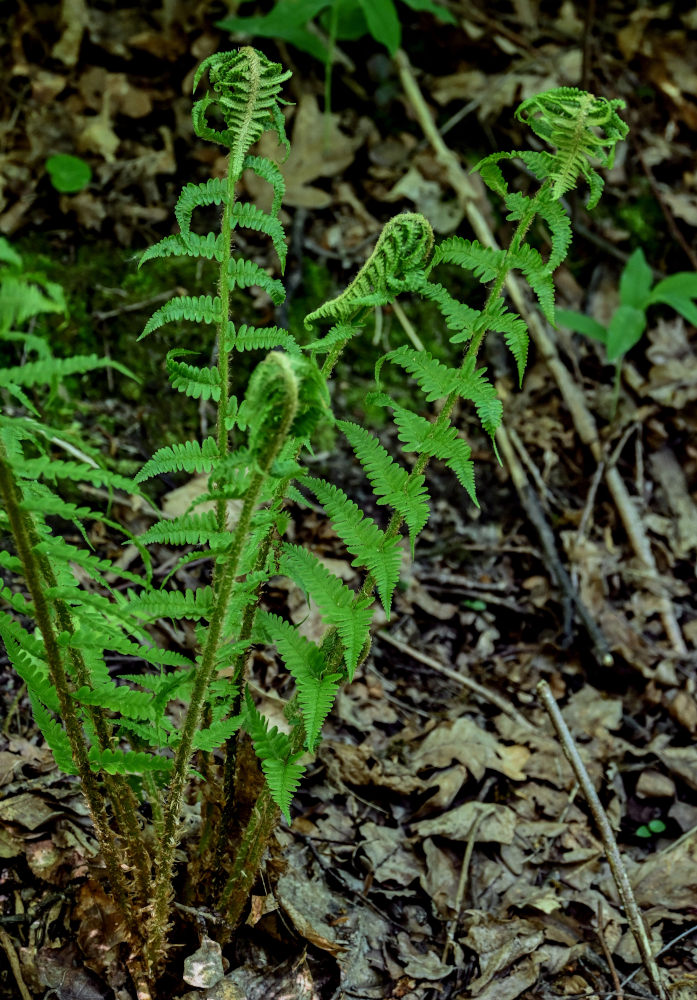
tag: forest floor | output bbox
[1,1,697,999]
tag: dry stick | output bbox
[0,928,33,1000]
[496,423,613,666]
[597,900,625,1000]
[537,680,667,1000]
[441,805,495,964]
[394,48,687,658]
[377,630,534,731]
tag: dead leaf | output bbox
[412,801,517,843]
[410,716,529,781]
[0,793,62,830]
[248,98,372,210]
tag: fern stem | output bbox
[145,358,298,975]
[0,439,139,941]
[214,157,239,533]
[25,516,152,905]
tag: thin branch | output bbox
[537,680,667,1000]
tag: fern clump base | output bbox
[0,49,627,996]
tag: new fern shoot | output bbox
[0,47,627,997]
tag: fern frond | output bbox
[481,299,529,384]
[279,544,373,680]
[74,629,195,670]
[192,714,243,752]
[227,258,285,305]
[174,178,227,236]
[140,295,222,340]
[241,688,304,822]
[18,457,138,496]
[301,321,363,357]
[516,88,628,207]
[337,419,430,554]
[377,345,460,402]
[124,586,214,624]
[139,232,222,267]
[135,437,219,483]
[138,510,226,548]
[0,354,132,389]
[0,623,59,711]
[29,694,76,774]
[73,683,156,722]
[33,537,143,589]
[230,202,287,271]
[372,393,477,505]
[193,47,292,177]
[503,189,572,273]
[305,213,434,328]
[380,345,504,443]
[433,238,555,322]
[255,611,341,751]
[416,278,481,339]
[243,154,285,217]
[305,477,402,617]
[88,746,173,775]
[166,350,221,401]
[228,323,299,355]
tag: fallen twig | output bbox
[537,680,667,1000]
[496,422,613,666]
[377,630,534,730]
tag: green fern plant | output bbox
[0,53,628,997]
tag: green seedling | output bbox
[636,818,667,839]
[0,60,627,996]
[556,248,697,417]
[46,153,92,193]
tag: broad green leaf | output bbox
[401,0,457,22]
[650,294,697,327]
[619,249,652,310]
[649,272,697,301]
[555,309,607,344]
[357,0,401,54]
[606,304,646,361]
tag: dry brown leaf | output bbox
[412,801,516,843]
[248,97,372,210]
[359,821,422,886]
[410,716,529,781]
[461,914,544,996]
[0,793,62,830]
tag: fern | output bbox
[192,47,292,177]
[279,544,373,680]
[88,746,174,776]
[138,510,226,548]
[255,611,341,751]
[241,689,304,823]
[135,437,219,483]
[304,213,434,327]
[0,55,628,979]
[337,419,430,554]
[304,477,402,616]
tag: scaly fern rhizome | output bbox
[0,52,627,992]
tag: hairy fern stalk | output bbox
[0,51,627,993]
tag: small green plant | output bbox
[45,153,92,193]
[0,58,627,996]
[636,818,667,839]
[219,0,455,61]
[218,0,455,124]
[556,248,697,415]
